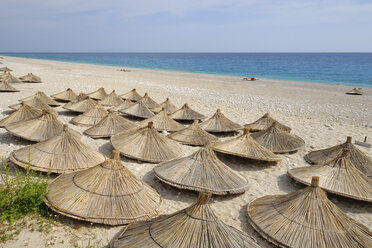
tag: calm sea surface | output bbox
[1,53,372,87]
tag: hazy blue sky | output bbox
[1,0,371,52]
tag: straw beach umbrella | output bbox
[120,88,142,101]
[109,98,134,112]
[63,93,89,108]
[87,87,108,100]
[63,95,97,113]
[110,193,261,248]
[0,80,19,92]
[51,88,78,102]
[244,113,291,132]
[304,136,372,177]
[20,91,60,106]
[3,73,22,84]
[71,104,108,126]
[111,122,184,163]
[9,97,58,116]
[84,111,137,138]
[19,73,42,83]
[150,98,178,114]
[211,128,281,162]
[154,146,249,194]
[140,93,161,109]
[99,90,124,106]
[346,88,363,95]
[0,67,12,72]
[288,149,372,202]
[168,120,218,146]
[251,122,305,153]
[5,110,64,142]
[120,99,155,119]
[10,125,105,173]
[247,176,372,248]
[170,103,207,121]
[0,102,42,128]
[138,108,185,132]
[44,150,162,225]
[200,109,242,133]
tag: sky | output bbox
[0,0,371,52]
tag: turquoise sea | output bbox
[1,53,372,87]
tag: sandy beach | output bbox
[0,56,371,248]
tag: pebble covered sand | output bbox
[0,56,371,247]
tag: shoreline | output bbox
[2,54,371,88]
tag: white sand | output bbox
[0,56,371,247]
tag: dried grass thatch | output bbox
[120,88,142,101]
[20,91,60,106]
[63,93,89,108]
[111,122,184,163]
[154,147,248,194]
[251,122,305,153]
[99,90,124,106]
[51,88,78,102]
[19,73,42,83]
[63,96,97,113]
[0,67,12,72]
[44,150,162,225]
[109,99,134,112]
[5,110,64,142]
[167,120,218,146]
[71,104,108,126]
[9,97,58,116]
[111,193,260,248]
[120,100,155,119]
[200,109,242,133]
[138,109,184,132]
[0,80,19,92]
[288,149,372,202]
[247,176,372,248]
[304,136,372,178]
[244,113,291,132]
[84,112,137,138]
[346,88,363,95]
[9,125,105,173]
[87,87,108,100]
[211,128,281,162]
[140,93,160,109]
[0,103,43,128]
[150,98,178,114]
[170,103,206,121]
[3,73,22,84]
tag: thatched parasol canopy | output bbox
[87,87,108,100]
[63,96,97,113]
[140,93,160,109]
[44,150,162,225]
[19,73,42,83]
[111,122,184,163]
[247,176,372,248]
[109,98,134,112]
[0,80,19,92]
[251,122,305,153]
[138,108,185,132]
[84,111,137,138]
[200,109,242,133]
[289,149,372,202]
[120,88,142,101]
[154,147,248,194]
[150,98,178,114]
[0,67,12,72]
[0,102,43,128]
[3,73,22,84]
[304,136,372,178]
[63,93,89,108]
[10,125,105,173]
[9,97,58,116]
[0,72,7,80]
[5,110,64,142]
[51,88,78,102]
[120,99,155,119]
[71,104,108,126]
[170,103,206,121]
[168,120,218,146]
[20,91,60,106]
[111,193,260,248]
[99,90,124,106]
[346,88,363,95]
[211,128,281,162]
[244,113,291,132]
